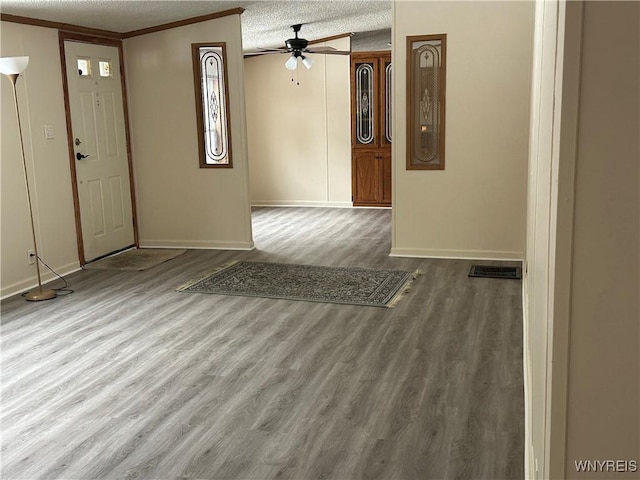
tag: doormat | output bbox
[83,248,187,271]
[468,265,522,279]
[177,261,421,308]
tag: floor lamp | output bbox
[1,56,56,301]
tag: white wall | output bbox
[124,13,253,249]
[525,1,640,479]
[563,1,639,476]
[1,22,80,298]
[391,1,534,260]
[244,38,351,207]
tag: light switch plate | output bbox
[43,125,54,139]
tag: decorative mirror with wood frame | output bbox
[406,34,446,170]
[192,43,232,168]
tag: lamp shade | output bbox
[0,56,29,76]
[301,56,313,70]
[284,55,298,71]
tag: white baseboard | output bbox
[1,261,81,300]
[522,280,534,479]
[251,200,353,208]
[139,240,255,250]
[389,247,524,261]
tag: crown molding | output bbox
[1,7,246,40]
[122,8,245,38]
[0,13,122,38]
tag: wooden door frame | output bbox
[59,31,139,265]
[379,53,392,149]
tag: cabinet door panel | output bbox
[351,57,379,148]
[380,55,392,147]
[381,150,392,205]
[353,151,380,204]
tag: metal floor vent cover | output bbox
[468,265,522,279]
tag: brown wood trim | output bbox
[2,13,123,39]
[406,34,447,170]
[308,32,353,45]
[2,8,245,40]
[58,33,85,265]
[122,8,245,38]
[405,37,411,170]
[351,50,391,58]
[380,53,392,147]
[117,41,140,248]
[192,43,233,169]
[353,203,392,207]
[441,36,447,171]
[58,31,122,47]
[59,31,140,265]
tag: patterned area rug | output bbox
[83,248,187,271]
[177,261,420,308]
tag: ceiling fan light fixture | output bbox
[301,56,313,70]
[284,55,298,71]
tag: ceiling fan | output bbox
[245,24,351,70]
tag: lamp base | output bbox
[25,288,57,302]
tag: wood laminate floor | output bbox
[1,207,524,480]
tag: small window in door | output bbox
[98,60,112,78]
[77,58,91,77]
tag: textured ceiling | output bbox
[1,0,392,50]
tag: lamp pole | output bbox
[2,57,56,301]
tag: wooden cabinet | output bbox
[352,151,392,206]
[380,150,392,204]
[351,52,392,207]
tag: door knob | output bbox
[76,152,90,160]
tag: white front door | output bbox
[64,41,135,262]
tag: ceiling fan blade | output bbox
[244,47,288,55]
[305,49,351,56]
[305,46,338,53]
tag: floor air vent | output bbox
[468,265,522,280]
